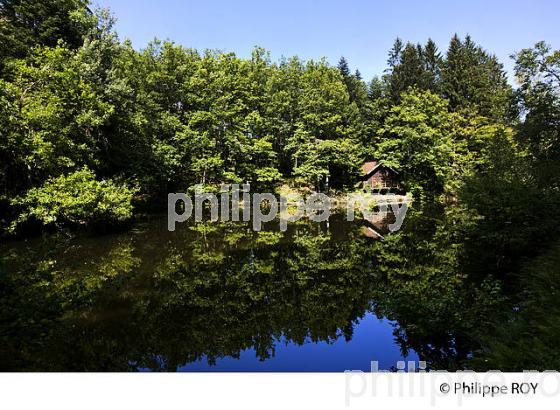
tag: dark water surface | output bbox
[0,209,503,371]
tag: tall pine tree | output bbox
[441,34,511,120]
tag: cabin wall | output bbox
[363,168,399,189]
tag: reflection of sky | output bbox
[175,313,418,372]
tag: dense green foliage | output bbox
[1,1,370,232]
[471,240,560,370]
[0,0,96,66]
[9,167,134,232]
[1,0,556,234]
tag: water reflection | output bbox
[0,208,504,371]
[178,315,417,372]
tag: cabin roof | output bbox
[362,161,380,175]
[361,160,398,177]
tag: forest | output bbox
[1,0,560,370]
[0,1,558,233]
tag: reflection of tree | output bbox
[0,207,512,371]
[367,205,506,369]
[0,217,378,371]
[0,236,141,370]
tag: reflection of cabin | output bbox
[361,210,394,240]
[360,160,400,192]
[362,218,386,240]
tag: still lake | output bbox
[1,208,498,371]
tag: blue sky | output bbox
[95,0,560,83]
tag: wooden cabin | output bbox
[360,160,400,192]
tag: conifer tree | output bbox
[441,34,511,119]
[422,38,443,93]
[337,56,350,78]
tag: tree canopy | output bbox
[0,0,559,243]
